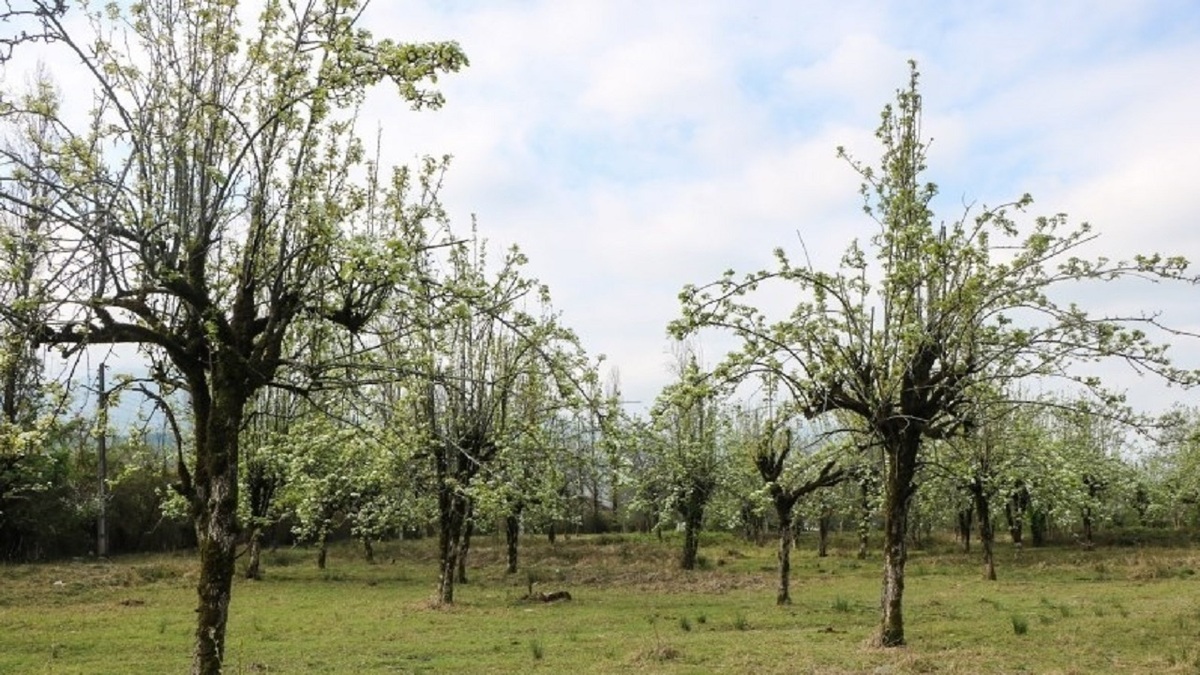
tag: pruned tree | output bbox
[1147,406,1200,528]
[739,404,845,604]
[385,230,590,605]
[240,387,298,580]
[276,410,402,569]
[925,390,1046,580]
[0,2,466,671]
[647,346,725,571]
[1048,400,1136,546]
[670,62,1197,646]
[484,372,587,575]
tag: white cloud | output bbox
[350,0,1200,414]
[13,0,1199,417]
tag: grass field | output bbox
[1,531,1198,673]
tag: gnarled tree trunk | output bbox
[190,379,248,675]
[876,434,918,648]
[776,508,795,604]
[244,527,264,580]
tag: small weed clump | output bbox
[1011,615,1029,635]
[678,616,692,632]
[832,597,851,613]
[732,613,749,631]
[529,638,544,661]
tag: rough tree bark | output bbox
[776,507,796,604]
[876,433,919,647]
[189,368,249,673]
[245,529,264,581]
[435,487,469,605]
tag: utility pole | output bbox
[97,362,108,558]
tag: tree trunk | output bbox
[1004,502,1021,545]
[876,436,918,648]
[957,508,972,553]
[610,470,621,529]
[1081,508,1094,548]
[362,537,374,564]
[972,485,996,581]
[436,541,459,604]
[878,486,910,646]
[547,522,557,545]
[680,506,703,570]
[456,503,474,584]
[1030,508,1047,547]
[436,489,468,605]
[190,381,246,675]
[243,456,279,582]
[1005,487,1028,545]
[505,511,521,574]
[245,526,263,580]
[591,480,602,532]
[776,509,794,605]
[316,530,328,570]
[192,470,238,675]
[817,512,831,557]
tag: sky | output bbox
[348,0,1200,415]
[9,0,1200,421]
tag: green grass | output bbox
[1,533,1198,673]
